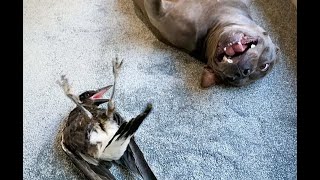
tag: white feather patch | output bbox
[100,135,133,161]
[88,122,119,159]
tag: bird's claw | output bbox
[56,75,73,95]
[112,56,123,77]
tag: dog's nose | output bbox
[225,72,241,82]
[242,68,251,77]
[226,68,251,82]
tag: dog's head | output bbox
[202,23,279,87]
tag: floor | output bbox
[23,0,297,179]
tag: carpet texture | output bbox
[23,0,297,179]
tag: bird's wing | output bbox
[61,141,116,180]
[105,104,153,150]
[112,104,157,180]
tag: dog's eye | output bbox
[259,63,270,71]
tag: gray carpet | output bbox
[23,0,297,179]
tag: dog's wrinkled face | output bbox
[205,24,278,87]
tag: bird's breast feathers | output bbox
[88,121,119,159]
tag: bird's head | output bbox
[78,85,113,106]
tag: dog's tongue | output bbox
[225,43,248,56]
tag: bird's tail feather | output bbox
[115,138,157,180]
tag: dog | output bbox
[132,0,279,88]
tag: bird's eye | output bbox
[259,63,270,71]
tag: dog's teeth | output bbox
[251,44,256,48]
[227,58,233,63]
[223,47,227,51]
[237,41,241,45]
[223,56,228,62]
[223,56,233,63]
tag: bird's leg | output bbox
[57,75,93,119]
[106,56,123,121]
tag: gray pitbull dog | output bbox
[132,0,279,87]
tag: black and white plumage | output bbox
[57,58,157,180]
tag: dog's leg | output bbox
[133,0,178,48]
[145,0,178,17]
[144,0,163,17]
[132,0,145,19]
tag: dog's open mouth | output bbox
[216,34,258,63]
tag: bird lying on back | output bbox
[57,58,157,180]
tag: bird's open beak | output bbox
[89,85,113,103]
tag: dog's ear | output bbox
[200,66,217,88]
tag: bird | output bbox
[57,58,157,180]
